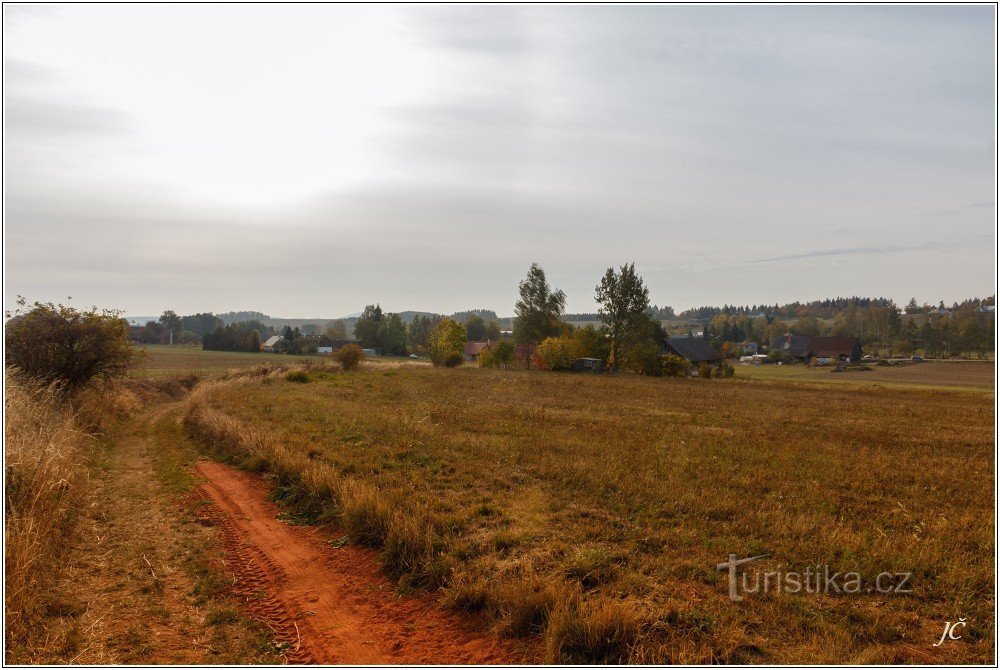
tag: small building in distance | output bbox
[571,357,604,373]
[262,335,283,352]
[660,337,722,366]
[316,334,334,354]
[464,340,494,362]
[807,337,861,363]
[771,333,812,361]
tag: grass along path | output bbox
[19,401,279,664]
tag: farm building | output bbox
[771,333,812,360]
[464,340,494,361]
[660,337,722,365]
[571,357,604,372]
[262,335,283,352]
[316,334,334,353]
[806,337,861,363]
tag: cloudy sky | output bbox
[4,5,995,318]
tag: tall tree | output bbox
[325,319,347,339]
[595,263,650,371]
[513,263,566,346]
[353,304,384,348]
[465,314,488,341]
[408,314,441,356]
[159,310,182,333]
[378,313,408,356]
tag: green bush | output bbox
[536,336,585,371]
[696,362,714,379]
[479,339,517,369]
[285,370,310,383]
[661,354,689,378]
[4,298,140,395]
[719,362,735,378]
[335,343,364,371]
[623,341,662,376]
[430,319,467,367]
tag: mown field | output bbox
[735,360,994,391]
[173,347,995,664]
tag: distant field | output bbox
[134,344,427,378]
[131,345,330,377]
[183,365,994,663]
[735,360,994,391]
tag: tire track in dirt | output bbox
[193,460,524,664]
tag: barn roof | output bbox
[464,340,493,357]
[807,337,859,357]
[263,335,283,347]
[663,337,721,362]
[773,333,812,357]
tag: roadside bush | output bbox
[5,298,140,396]
[719,363,735,378]
[660,354,688,378]
[478,339,516,369]
[622,341,662,376]
[696,362,714,379]
[335,343,364,371]
[430,319,466,367]
[477,348,496,368]
[536,336,585,371]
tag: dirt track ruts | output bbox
[194,460,522,664]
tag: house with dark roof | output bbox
[660,337,722,365]
[771,333,812,360]
[806,337,861,363]
[317,334,335,353]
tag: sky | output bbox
[3,5,996,318]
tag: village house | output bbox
[806,336,862,363]
[464,340,493,362]
[316,335,334,353]
[660,337,722,366]
[771,334,861,363]
[771,333,812,360]
[262,335,283,352]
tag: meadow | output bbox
[176,350,995,663]
[735,360,994,391]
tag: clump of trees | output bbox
[202,323,263,352]
[353,304,408,355]
[430,318,466,367]
[477,339,514,368]
[5,298,140,395]
[535,336,585,371]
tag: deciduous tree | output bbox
[513,263,566,346]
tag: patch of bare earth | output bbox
[193,459,531,664]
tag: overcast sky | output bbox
[4,5,996,318]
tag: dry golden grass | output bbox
[4,375,87,658]
[182,365,995,663]
[5,370,279,663]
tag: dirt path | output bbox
[24,405,277,664]
[194,460,523,664]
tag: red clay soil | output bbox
[193,460,527,664]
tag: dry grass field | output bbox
[179,357,995,664]
[735,360,994,391]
